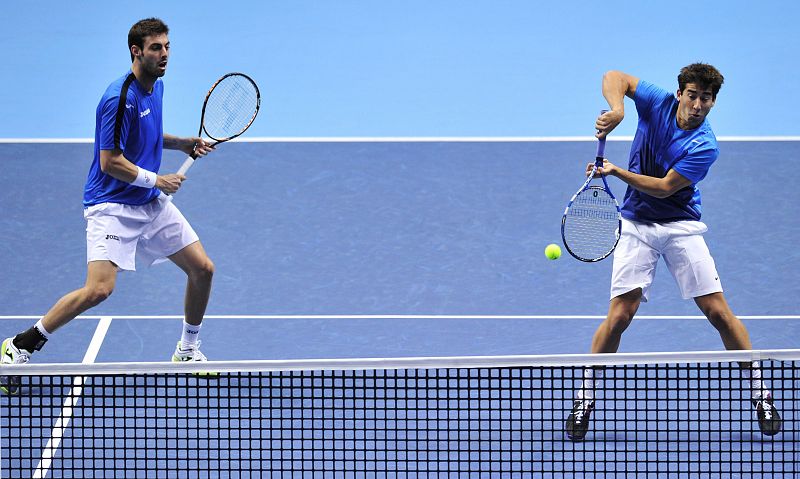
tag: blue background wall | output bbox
[2,0,798,139]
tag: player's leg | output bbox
[168,241,215,372]
[136,197,214,365]
[596,219,658,354]
[169,241,214,330]
[694,292,751,350]
[660,222,749,349]
[40,260,119,333]
[591,288,643,354]
[566,289,643,440]
[1,261,117,394]
[694,291,781,435]
[664,221,780,435]
[567,219,659,440]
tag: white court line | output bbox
[0,314,797,320]
[1,136,799,144]
[33,316,112,479]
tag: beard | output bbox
[143,60,167,78]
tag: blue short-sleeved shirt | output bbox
[621,80,719,222]
[84,71,164,207]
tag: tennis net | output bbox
[1,349,797,478]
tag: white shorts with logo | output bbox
[84,194,199,271]
[610,218,723,301]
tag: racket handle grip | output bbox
[177,156,195,176]
[596,109,608,163]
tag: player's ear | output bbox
[675,88,682,100]
[130,45,141,59]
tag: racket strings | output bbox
[563,188,620,260]
[203,76,259,140]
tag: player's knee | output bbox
[85,284,114,306]
[706,309,736,332]
[192,258,215,283]
[605,312,633,335]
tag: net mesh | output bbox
[1,351,797,478]
[562,186,620,261]
[202,74,259,141]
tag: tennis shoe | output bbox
[752,394,781,436]
[0,337,31,395]
[565,399,594,441]
[172,341,218,378]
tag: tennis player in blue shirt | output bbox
[565,64,781,439]
[1,18,217,394]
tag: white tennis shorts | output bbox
[84,194,199,271]
[610,218,723,301]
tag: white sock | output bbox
[577,368,603,401]
[743,361,770,400]
[34,319,52,338]
[180,321,201,350]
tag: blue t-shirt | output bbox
[621,80,719,222]
[84,71,164,206]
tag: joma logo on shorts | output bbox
[105,234,120,241]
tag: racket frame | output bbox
[560,135,622,262]
[177,72,261,175]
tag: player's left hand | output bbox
[595,110,624,139]
[191,138,215,157]
[178,137,215,157]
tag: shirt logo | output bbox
[140,108,151,118]
[125,104,134,109]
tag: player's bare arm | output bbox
[596,71,640,139]
[163,134,214,156]
[99,149,185,194]
[586,159,692,198]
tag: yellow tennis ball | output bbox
[545,243,561,260]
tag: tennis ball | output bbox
[545,243,561,260]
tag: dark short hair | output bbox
[128,18,169,62]
[678,63,724,99]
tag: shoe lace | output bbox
[14,351,31,364]
[3,342,30,365]
[191,349,208,361]
[179,341,207,361]
[574,401,590,423]
[758,399,773,420]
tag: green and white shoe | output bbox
[1,337,31,395]
[172,341,218,378]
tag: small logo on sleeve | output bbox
[105,234,120,241]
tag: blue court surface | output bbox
[0,140,798,477]
[0,140,797,360]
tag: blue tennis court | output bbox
[1,140,798,357]
[0,140,798,477]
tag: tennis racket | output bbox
[560,118,622,262]
[177,73,261,175]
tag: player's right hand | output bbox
[155,173,186,194]
[586,159,617,177]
